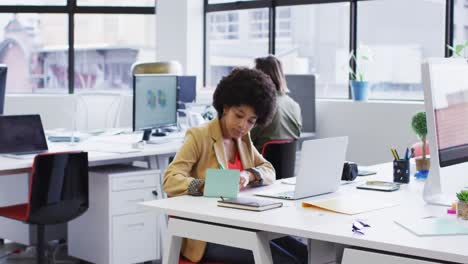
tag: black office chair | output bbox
[261,140,297,180]
[0,152,89,264]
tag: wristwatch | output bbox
[188,178,204,196]
[247,167,263,185]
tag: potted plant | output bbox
[447,41,468,57]
[411,112,430,174]
[349,46,373,101]
[456,190,468,220]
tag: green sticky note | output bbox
[204,169,240,199]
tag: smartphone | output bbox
[357,181,400,192]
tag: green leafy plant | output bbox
[447,41,468,57]
[457,190,468,202]
[411,112,428,159]
[348,46,373,82]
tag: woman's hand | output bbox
[239,170,255,189]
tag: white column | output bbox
[156,0,204,88]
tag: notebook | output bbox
[217,197,283,211]
[203,169,240,199]
[395,218,468,237]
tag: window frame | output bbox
[204,0,455,100]
[0,0,155,94]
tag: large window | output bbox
[0,1,65,5]
[77,0,154,7]
[74,14,155,91]
[276,4,349,98]
[0,1,155,94]
[0,14,68,93]
[358,0,445,100]
[455,0,468,56]
[205,0,454,100]
[206,8,269,87]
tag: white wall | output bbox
[156,0,204,89]
[316,100,424,165]
[4,94,423,165]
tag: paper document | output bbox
[395,218,468,237]
[302,195,398,215]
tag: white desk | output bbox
[143,162,468,264]
[0,133,182,259]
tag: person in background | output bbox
[163,68,307,264]
[251,55,303,153]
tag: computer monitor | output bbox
[177,76,196,116]
[285,74,315,132]
[421,58,468,205]
[0,65,7,115]
[133,74,178,141]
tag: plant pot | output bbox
[458,201,468,220]
[415,158,430,171]
[351,81,370,101]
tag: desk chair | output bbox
[261,139,297,180]
[131,61,182,75]
[75,93,123,132]
[0,152,89,264]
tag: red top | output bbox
[227,152,243,171]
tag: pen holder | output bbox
[393,159,410,184]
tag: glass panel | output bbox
[358,0,445,100]
[209,0,258,4]
[206,8,269,88]
[74,14,156,91]
[454,0,468,57]
[77,0,155,7]
[0,14,68,93]
[276,4,350,98]
[0,0,64,5]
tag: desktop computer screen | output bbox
[0,65,7,115]
[421,58,468,205]
[133,74,178,139]
[429,62,468,167]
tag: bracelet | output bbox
[247,167,263,185]
[188,178,204,196]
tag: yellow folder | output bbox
[302,195,399,215]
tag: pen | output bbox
[410,148,415,159]
[390,148,399,160]
[404,147,409,160]
[393,148,400,160]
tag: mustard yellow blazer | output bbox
[163,118,275,262]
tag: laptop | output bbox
[0,115,48,158]
[255,136,348,200]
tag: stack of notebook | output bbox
[217,197,283,212]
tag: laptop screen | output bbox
[0,115,48,155]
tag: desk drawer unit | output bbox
[113,212,158,264]
[69,165,162,264]
[112,188,156,216]
[112,173,157,191]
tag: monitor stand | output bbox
[152,128,168,137]
[141,129,168,142]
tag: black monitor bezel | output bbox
[132,74,179,132]
[0,65,7,115]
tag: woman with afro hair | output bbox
[163,68,307,264]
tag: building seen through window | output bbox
[0,11,155,93]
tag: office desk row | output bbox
[0,133,183,263]
[143,162,468,264]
